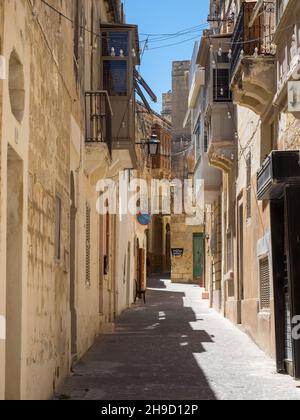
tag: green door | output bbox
[193,233,204,285]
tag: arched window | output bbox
[9,50,25,123]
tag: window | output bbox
[55,196,62,261]
[213,69,232,102]
[104,211,110,275]
[102,32,129,57]
[204,127,209,153]
[216,52,230,64]
[226,231,233,273]
[270,122,277,151]
[246,153,252,220]
[101,28,130,97]
[259,257,271,310]
[9,51,25,123]
[103,61,127,96]
[86,203,91,287]
[194,120,201,151]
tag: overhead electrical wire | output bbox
[139,24,209,44]
[36,0,300,54]
[147,34,206,51]
[140,23,209,37]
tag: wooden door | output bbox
[193,234,204,286]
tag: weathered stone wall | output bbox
[171,61,191,180]
[171,215,204,284]
[26,0,74,399]
[0,0,4,400]
[232,106,274,356]
[204,197,222,312]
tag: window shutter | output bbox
[55,196,62,260]
[259,257,271,310]
[86,203,91,286]
[246,153,252,219]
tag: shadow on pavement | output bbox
[55,276,217,400]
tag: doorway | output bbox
[271,186,300,379]
[70,172,77,358]
[165,223,171,273]
[136,239,145,291]
[126,242,131,306]
[5,146,23,400]
[237,202,244,324]
[193,233,204,286]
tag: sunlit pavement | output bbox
[55,275,300,400]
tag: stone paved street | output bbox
[56,276,300,401]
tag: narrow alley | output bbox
[2,0,300,402]
[55,276,300,401]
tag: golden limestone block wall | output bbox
[205,197,222,312]
[278,111,300,151]
[0,0,4,400]
[171,215,204,284]
[234,106,274,357]
[26,2,74,399]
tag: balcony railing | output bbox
[85,91,113,154]
[230,1,275,80]
[257,151,300,200]
[276,0,288,25]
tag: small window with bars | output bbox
[86,203,91,287]
[213,69,232,102]
[259,257,271,310]
[226,231,233,273]
[204,128,209,153]
[55,195,62,261]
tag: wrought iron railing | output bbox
[230,1,275,81]
[85,91,113,154]
[257,154,273,200]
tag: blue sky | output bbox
[124,0,209,113]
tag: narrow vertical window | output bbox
[213,69,232,102]
[106,211,110,269]
[55,196,62,261]
[86,203,91,287]
[259,257,271,310]
[204,127,209,153]
[246,152,252,220]
[226,230,233,273]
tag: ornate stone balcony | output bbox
[230,1,276,115]
[206,103,236,174]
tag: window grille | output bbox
[259,257,271,310]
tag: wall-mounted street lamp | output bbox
[136,133,160,157]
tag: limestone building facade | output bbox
[0,0,141,400]
[188,0,300,379]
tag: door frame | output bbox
[70,172,77,357]
[271,186,300,379]
[193,233,204,286]
[285,185,300,379]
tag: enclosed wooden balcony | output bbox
[101,23,141,168]
[230,1,276,115]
